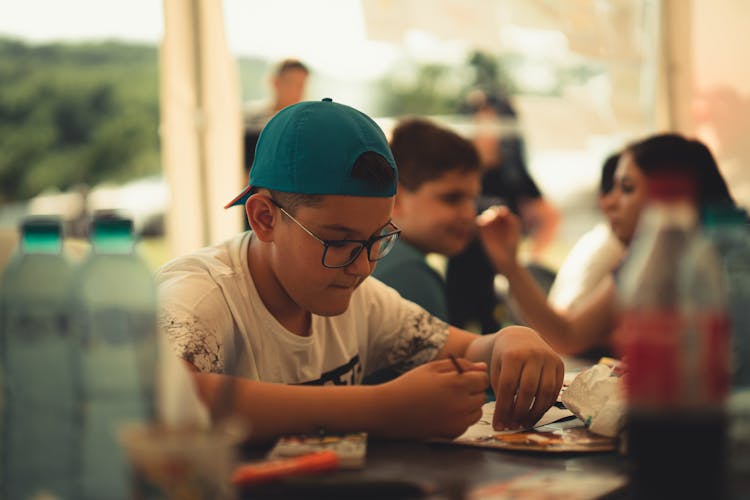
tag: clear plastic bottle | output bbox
[76,213,158,500]
[703,204,750,488]
[703,205,750,388]
[1,216,81,499]
[616,175,730,500]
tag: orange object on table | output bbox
[231,450,339,486]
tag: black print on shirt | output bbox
[299,354,363,386]
[387,309,449,373]
[159,312,223,373]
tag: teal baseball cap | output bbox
[225,98,397,208]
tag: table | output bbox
[236,416,750,499]
[234,360,750,498]
[238,437,630,499]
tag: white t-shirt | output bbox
[155,232,449,385]
[547,222,625,312]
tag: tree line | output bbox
[0,36,527,203]
[0,38,161,202]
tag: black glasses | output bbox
[269,198,401,268]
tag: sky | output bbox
[0,0,404,79]
[0,0,163,44]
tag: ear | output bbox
[245,194,278,242]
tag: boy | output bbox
[156,98,563,443]
[373,117,481,322]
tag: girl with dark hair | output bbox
[477,133,736,356]
[609,134,735,246]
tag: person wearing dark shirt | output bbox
[446,91,559,333]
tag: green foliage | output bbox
[466,50,517,98]
[376,50,518,117]
[1,37,599,202]
[376,63,465,116]
[0,37,291,203]
[0,38,160,202]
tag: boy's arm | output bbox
[437,325,564,431]
[184,359,489,444]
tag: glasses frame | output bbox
[268,198,401,269]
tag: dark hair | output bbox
[266,151,394,214]
[599,152,620,195]
[624,133,735,208]
[275,58,309,77]
[390,118,480,191]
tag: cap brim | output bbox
[224,185,253,209]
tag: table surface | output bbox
[239,436,630,499]
[234,359,750,499]
[239,435,750,499]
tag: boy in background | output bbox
[243,59,310,221]
[156,99,563,443]
[373,118,481,322]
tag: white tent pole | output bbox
[161,0,243,259]
[190,0,211,246]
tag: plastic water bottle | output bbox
[76,213,158,500]
[1,217,81,499]
[616,175,730,500]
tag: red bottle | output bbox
[616,174,730,499]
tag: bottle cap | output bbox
[20,216,63,254]
[701,203,748,228]
[91,211,135,254]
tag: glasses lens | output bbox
[370,231,399,261]
[323,241,364,268]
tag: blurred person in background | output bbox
[242,58,309,229]
[373,117,481,322]
[476,133,736,358]
[367,117,481,386]
[546,152,626,313]
[243,58,310,177]
[468,90,560,258]
[445,90,559,334]
[244,58,310,133]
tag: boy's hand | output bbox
[378,359,489,439]
[476,205,522,273]
[489,326,564,431]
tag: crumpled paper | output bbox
[561,364,625,437]
[454,402,574,442]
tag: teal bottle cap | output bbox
[702,203,748,227]
[91,212,135,254]
[21,216,63,254]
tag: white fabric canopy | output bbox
[160,0,244,258]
